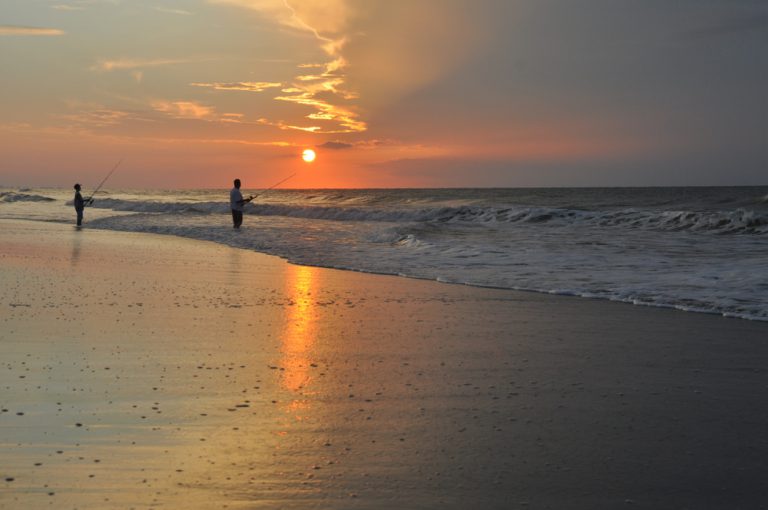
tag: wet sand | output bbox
[1,219,767,509]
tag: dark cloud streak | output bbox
[318,141,353,150]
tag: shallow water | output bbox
[2,186,767,320]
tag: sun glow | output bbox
[302,149,316,162]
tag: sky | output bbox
[1,0,766,188]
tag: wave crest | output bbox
[90,198,768,235]
[0,192,55,203]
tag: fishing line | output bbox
[246,172,296,202]
[86,159,123,203]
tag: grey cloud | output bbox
[318,141,353,150]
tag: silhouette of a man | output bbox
[73,183,88,226]
[230,179,252,228]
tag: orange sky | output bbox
[1,1,765,188]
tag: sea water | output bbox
[2,186,767,321]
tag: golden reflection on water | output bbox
[281,265,318,395]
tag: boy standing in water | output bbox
[73,183,89,226]
[230,178,252,228]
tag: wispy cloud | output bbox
[0,25,65,36]
[148,137,294,147]
[257,118,322,133]
[274,79,365,133]
[51,0,121,11]
[152,100,217,120]
[196,60,366,133]
[58,108,134,128]
[59,98,247,127]
[221,113,245,123]
[318,139,399,150]
[52,4,85,11]
[154,7,194,16]
[191,81,283,92]
[151,100,249,124]
[92,57,191,72]
[208,0,366,134]
[0,121,296,149]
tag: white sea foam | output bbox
[0,191,55,203]
[75,198,768,235]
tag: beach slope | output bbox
[1,219,767,509]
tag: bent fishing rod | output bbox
[86,158,123,204]
[245,172,296,203]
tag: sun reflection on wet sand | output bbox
[280,265,318,396]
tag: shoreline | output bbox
[2,219,767,509]
[5,215,764,324]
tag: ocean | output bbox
[2,186,767,321]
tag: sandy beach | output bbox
[1,219,767,509]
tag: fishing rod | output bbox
[86,158,123,204]
[245,172,296,203]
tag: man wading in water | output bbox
[73,183,92,227]
[230,178,253,228]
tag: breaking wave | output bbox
[0,192,55,203]
[89,198,768,235]
[3,186,766,322]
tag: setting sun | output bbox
[302,149,316,163]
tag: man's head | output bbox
[74,184,81,191]
[234,179,241,188]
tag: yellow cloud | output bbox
[154,7,193,16]
[191,81,282,92]
[208,0,366,134]
[212,1,486,116]
[59,109,133,127]
[52,5,85,11]
[152,101,216,120]
[257,118,321,133]
[0,25,65,36]
[274,87,365,133]
[221,113,246,123]
[92,58,191,72]
[208,0,351,45]
[279,0,351,53]
[307,112,335,120]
